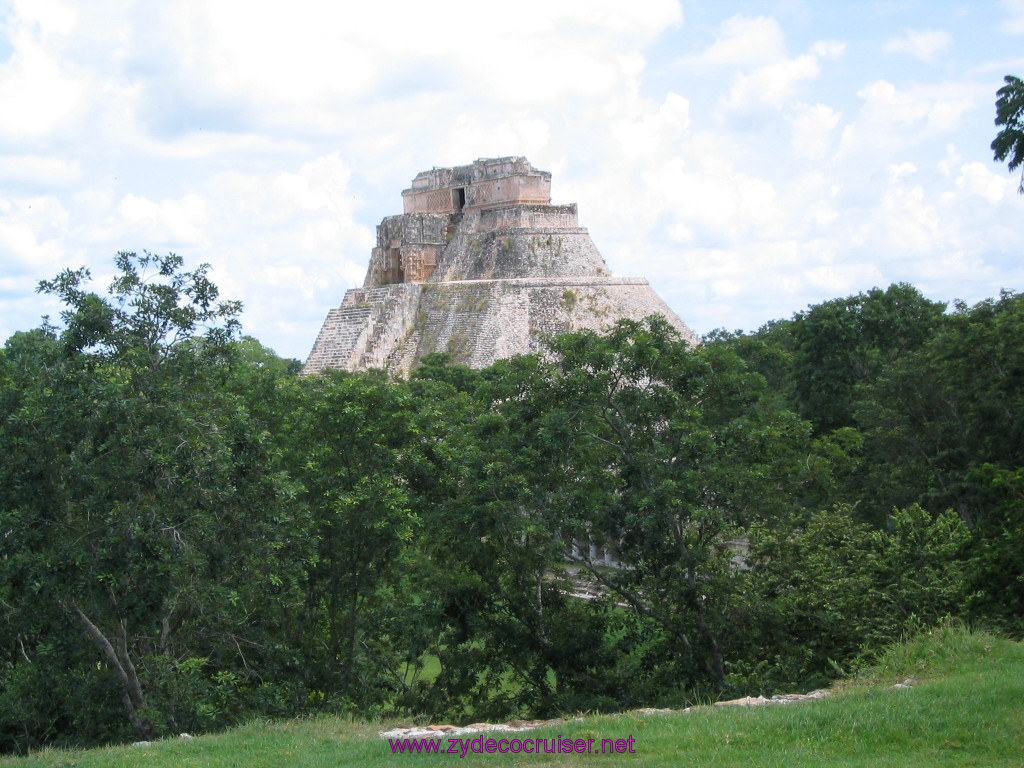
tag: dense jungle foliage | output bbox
[1,252,1021,754]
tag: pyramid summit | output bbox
[303,157,696,375]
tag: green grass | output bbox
[4,625,1022,767]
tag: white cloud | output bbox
[436,114,553,166]
[810,40,847,59]
[1004,0,1024,34]
[8,0,77,35]
[586,127,784,249]
[699,15,786,66]
[270,154,355,218]
[206,153,371,267]
[0,0,1020,354]
[544,89,763,290]
[888,162,918,183]
[804,262,885,294]
[938,144,964,178]
[711,278,743,298]
[0,12,85,141]
[837,80,980,162]
[884,29,952,62]
[856,80,931,122]
[195,152,376,354]
[0,155,81,187]
[123,0,684,129]
[0,195,69,274]
[724,53,821,111]
[789,103,841,159]
[954,162,1015,203]
[716,37,844,117]
[848,164,1007,285]
[609,93,691,162]
[116,193,210,246]
[696,15,845,120]
[924,87,978,133]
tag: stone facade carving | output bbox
[303,157,696,375]
[401,156,552,216]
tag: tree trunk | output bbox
[68,601,152,738]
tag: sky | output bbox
[1,0,1022,361]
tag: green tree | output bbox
[396,354,607,719]
[855,291,1024,631]
[857,291,1024,529]
[736,503,968,691]
[704,320,796,411]
[536,317,831,694]
[992,75,1024,193]
[0,253,306,750]
[789,284,945,435]
[284,370,421,710]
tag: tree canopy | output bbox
[1,254,1018,753]
[992,74,1024,193]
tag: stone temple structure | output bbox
[303,157,695,375]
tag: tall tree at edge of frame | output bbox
[992,75,1024,194]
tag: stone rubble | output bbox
[380,719,562,740]
[379,687,838,739]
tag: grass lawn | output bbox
[3,624,1022,767]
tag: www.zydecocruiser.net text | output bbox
[389,734,636,757]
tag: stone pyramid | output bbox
[303,157,696,375]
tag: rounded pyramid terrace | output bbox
[304,157,696,375]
